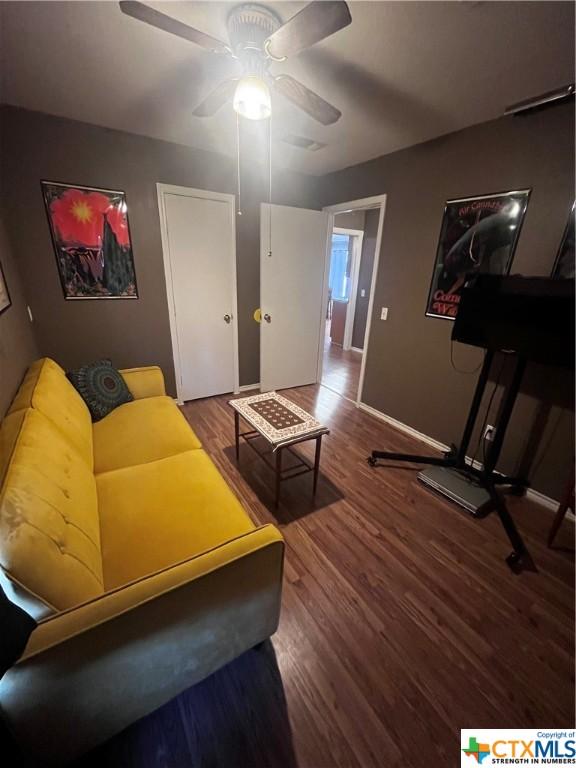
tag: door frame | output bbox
[332,226,365,350]
[321,195,387,405]
[157,183,239,404]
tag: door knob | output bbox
[223,314,231,323]
[263,313,271,323]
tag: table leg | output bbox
[313,435,323,497]
[234,411,240,462]
[275,448,283,508]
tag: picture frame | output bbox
[0,258,11,316]
[425,188,531,320]
[551,201,575,279]
[41,180,138,300]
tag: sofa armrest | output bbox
[22,525,282,658]
[119,366,165,399]
[1,525,284,765]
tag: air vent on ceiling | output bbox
[281,134,327,152]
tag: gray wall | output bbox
[0,216,38,416]
[351,209,379,349]
[1,102,573,498]
[0,106,316,393]
[318,103,575,499]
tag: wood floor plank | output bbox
[69,379,574,768]
[321,336,362,402]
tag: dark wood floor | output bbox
[321,334,362,401]
[77,384,573,768]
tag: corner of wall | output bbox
[0,213,39,416]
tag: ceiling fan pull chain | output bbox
[236,111,242,217]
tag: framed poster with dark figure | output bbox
[425,189,530,320]
[41,181,138,299]
[0,259,11,315]
[552,201,575,279]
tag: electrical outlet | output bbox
[484,424,495,442]
[380,307,388,320]
[360,289,366,298]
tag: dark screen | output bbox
[452,275,575,369]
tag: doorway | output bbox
[323,224,364,400]
[328,226,364,349]
[321,197,386,403]
[157,184,239,403]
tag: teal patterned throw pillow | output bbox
[67,359,134,422]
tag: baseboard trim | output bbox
[525,487,563,512]
[358,401,447,453]
[357,400,564,513]
[239,383,261,392]
[351,346,364,354]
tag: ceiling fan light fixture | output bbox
[121,1,349,125]
[233,75,271,120]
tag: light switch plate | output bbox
[380,307,388,320]
[360,288,366,298]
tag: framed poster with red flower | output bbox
[41,181,138,299]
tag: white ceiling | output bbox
[1,1,574,175]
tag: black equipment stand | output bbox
[368,349,533,573]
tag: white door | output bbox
[261,203,330,391]
[158,186,238,402]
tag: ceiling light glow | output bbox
[233,76,271,120]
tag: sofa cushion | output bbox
[120,366,166,400]
[0,408,25,489]
[0,409,104,611]
[67,359,134,422]
[8,358,93,468]
[97,450,254,589]
[93,396,202,474]
[0,410,55,619]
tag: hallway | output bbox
[321,334,362,401]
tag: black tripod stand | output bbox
[368,349,533,572]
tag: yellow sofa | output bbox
[0,358,284,765]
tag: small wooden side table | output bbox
[229,392,329,508]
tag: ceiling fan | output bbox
[119,1,351,125]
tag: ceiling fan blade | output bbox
[274,75,341,125]
[265,1,351,60]
[119,1,231,54]
[193,79,238,117]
